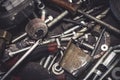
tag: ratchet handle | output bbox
[50,0,79,13]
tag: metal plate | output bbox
[60,40,92,76]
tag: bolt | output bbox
[45,16,54,23]
[47,11,69,28]
[81,41,94,50]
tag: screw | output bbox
[81,42,94,50]
[45,16,54,23]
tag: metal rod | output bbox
[10,37,71,57]
[40,57,46,65]
[72,27,88,39]
[51,25,80,38]
[47,53,58,70]
[82,42,94,50]
[43,55,53,68]
[102,52,116,67]
[9,46,31,57]
[83,47,113,80]
[47,10,69,28]
[93,74,98,80]
[63,25,81,34]
[1,40,40,80]
[91,28,106,56]
[12,33,27,43]
[77,10,120,34]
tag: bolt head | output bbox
[48,16,53,21]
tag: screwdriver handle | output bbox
[50,0,79,13]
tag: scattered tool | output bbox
[1,40,41,80]
[50,0,120,34]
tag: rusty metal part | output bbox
[91,28,106,56]
[0,29,12,44]
[60,40,92,76]
[94,31,111,59]
[25,18,48,40]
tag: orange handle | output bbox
[50,0,80,13]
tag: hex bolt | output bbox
[45,15,54,23]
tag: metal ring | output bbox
[37,3,45,10]
[111,67,120,80]
[101,44,108,51]
[52,63,64,75]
